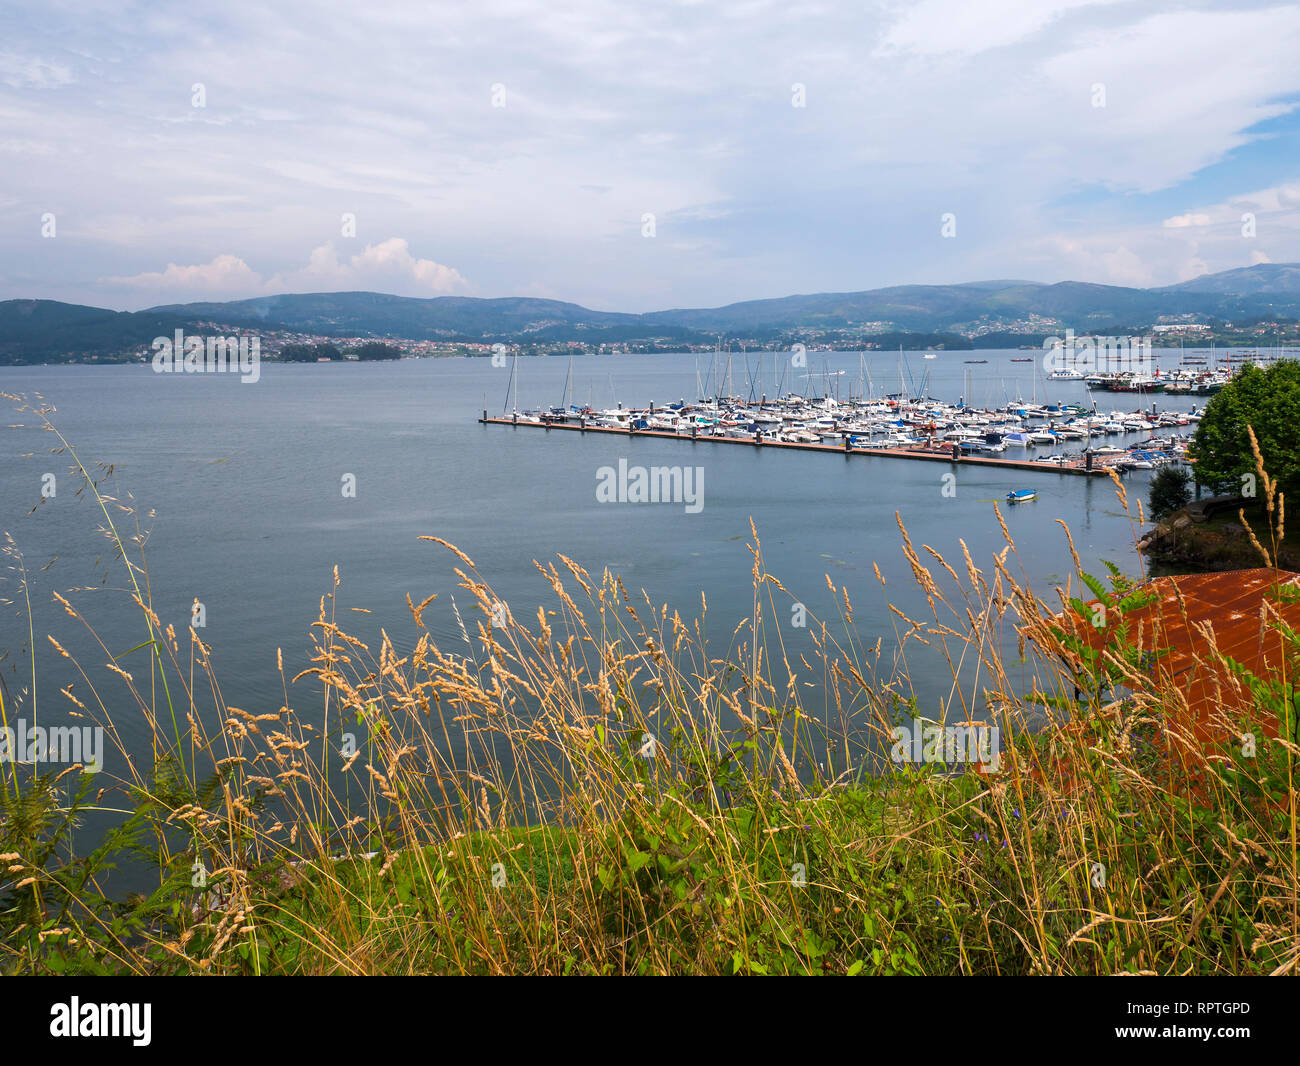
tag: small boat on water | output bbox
[1006,489,1037,504]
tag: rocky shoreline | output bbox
[1138,495,1298,572]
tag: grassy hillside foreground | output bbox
[1,397,1297,975]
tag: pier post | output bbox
[692,425,698,440]
[1085,449,1093,471]
[512,412,518,426]
[482,409,487,422]
[579,417,586,432]
[843,434,851,453]
[951,442,960,462]
[754,430,762,446]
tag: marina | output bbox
[1080,345,1300,394]
[478,410,1187,477]
[480,367,1200,479]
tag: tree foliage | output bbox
[354,341,402,361]
[279,342,342,362]
[1147,465,1191,520]
[1186,360,1300,497]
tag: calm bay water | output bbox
[1,351,1199,779]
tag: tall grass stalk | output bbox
[1,403,1296,975]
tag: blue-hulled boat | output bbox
[1006,489,1037,504]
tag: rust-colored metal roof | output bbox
[1057,568,1299,737]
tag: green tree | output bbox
[1148,465,1191,520]
[279,342,342,362]
[279,343,317,362]
[354,341,402,361]
[1186,360,1300,498]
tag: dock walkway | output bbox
[478,415,1121,478]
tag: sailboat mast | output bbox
[560,355,573,410]
[502,352,517,414]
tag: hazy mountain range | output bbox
[3,263,1299,364]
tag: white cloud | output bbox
[270,238,467,295]
[0,138,53,155]
[1019,173,1300,289]
[1151,180,1300,242]
[102,240,467,301]
[103,254,263,296]
[1035,8,1300,194]
[0,52,73,89]
[1098,246,1152,288]
[1232,182,1300,215]
[5,0,1300,308]
[876,0,1124,57]
[1163,213,1212,229]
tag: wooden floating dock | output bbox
[478,415,1122,478]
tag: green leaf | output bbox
[1080,571,1109,603]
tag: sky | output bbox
[2,0,1299,312]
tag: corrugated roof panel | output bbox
[1049,568,1298,738]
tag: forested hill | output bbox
[4,263,1299,364]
